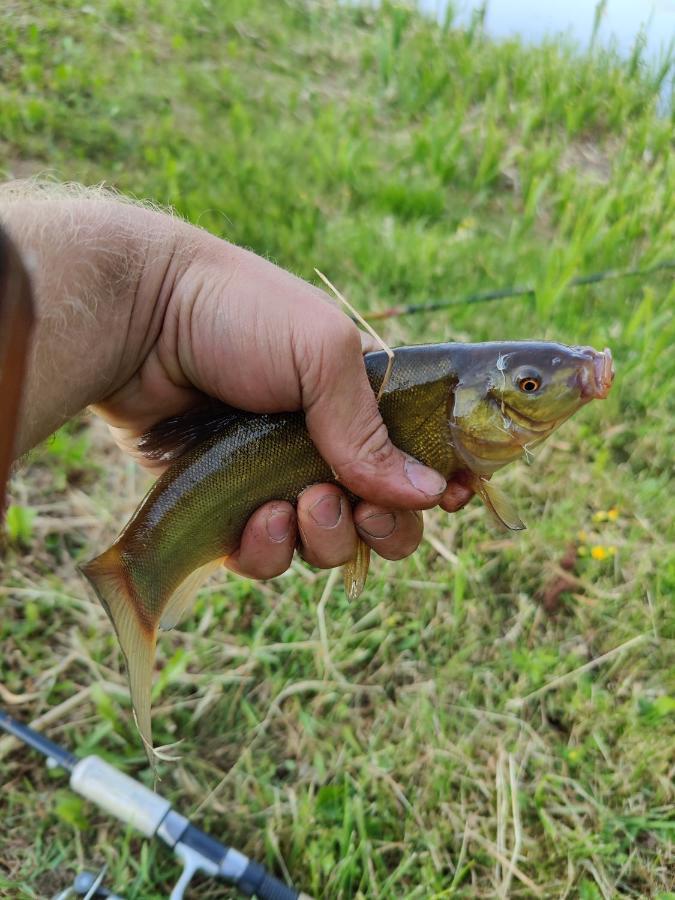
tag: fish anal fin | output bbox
[468,474,526,532]
[80,546,158,766]
[138,401,240,462]
[159,558,223,631]
[343,538,371,600]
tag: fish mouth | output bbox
[492,395,559,437]
[577,347,614,400]
[500,401,556,434]
[452,404,557,477]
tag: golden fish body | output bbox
[82,341,613,758]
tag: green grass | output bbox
[1,1,674,897]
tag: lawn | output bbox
[0,1,673,897]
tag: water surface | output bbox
[423,0,675,64]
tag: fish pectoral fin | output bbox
[452,384,481,419]
[342,538,371,600]
[159,558,223,631]
[80,546,158,766]
[470,475,526,532]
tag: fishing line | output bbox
[364,258,675,321]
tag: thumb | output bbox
[298,314,447,509]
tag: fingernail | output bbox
[404,459,446,497]
[309,494,342,528]
[357,512,396,539]
[266,510,292,542]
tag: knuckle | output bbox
[294,311,360,390]
[337,320,362,355]
[337,412,397,480]
[324,307,360,349]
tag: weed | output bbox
[0,1,673,897]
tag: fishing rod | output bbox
[53,866,124,900]
[0,710,311,900]
[364,258,675,321]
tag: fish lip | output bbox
[579,347,614,400]
[595,347,615,398]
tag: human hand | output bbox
[3,186,473,577]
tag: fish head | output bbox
[449,341,614,476]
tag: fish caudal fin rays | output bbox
[343,537,371,600]
[469,474,526,532]
[159,558,223,631]
[80,545,157,765]
[81,548,224,765]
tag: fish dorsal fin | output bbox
[468,474,526,532]
[138,401,240,462]
[343,538,371,600]
[159,558,223,631]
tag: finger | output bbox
[296,484,357,568]
[353,503,424,561]
[359,331,381,355]
[439,472,475,513]
[299,313,447,511]
[225,501,297,579]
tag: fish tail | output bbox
[80,545,157,766]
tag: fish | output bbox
[81,340,614,759]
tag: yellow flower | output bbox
[607,508,619,521]
[591,545,608,560]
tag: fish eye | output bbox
[514,369,542,393]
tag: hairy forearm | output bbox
[0,182,179,454]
